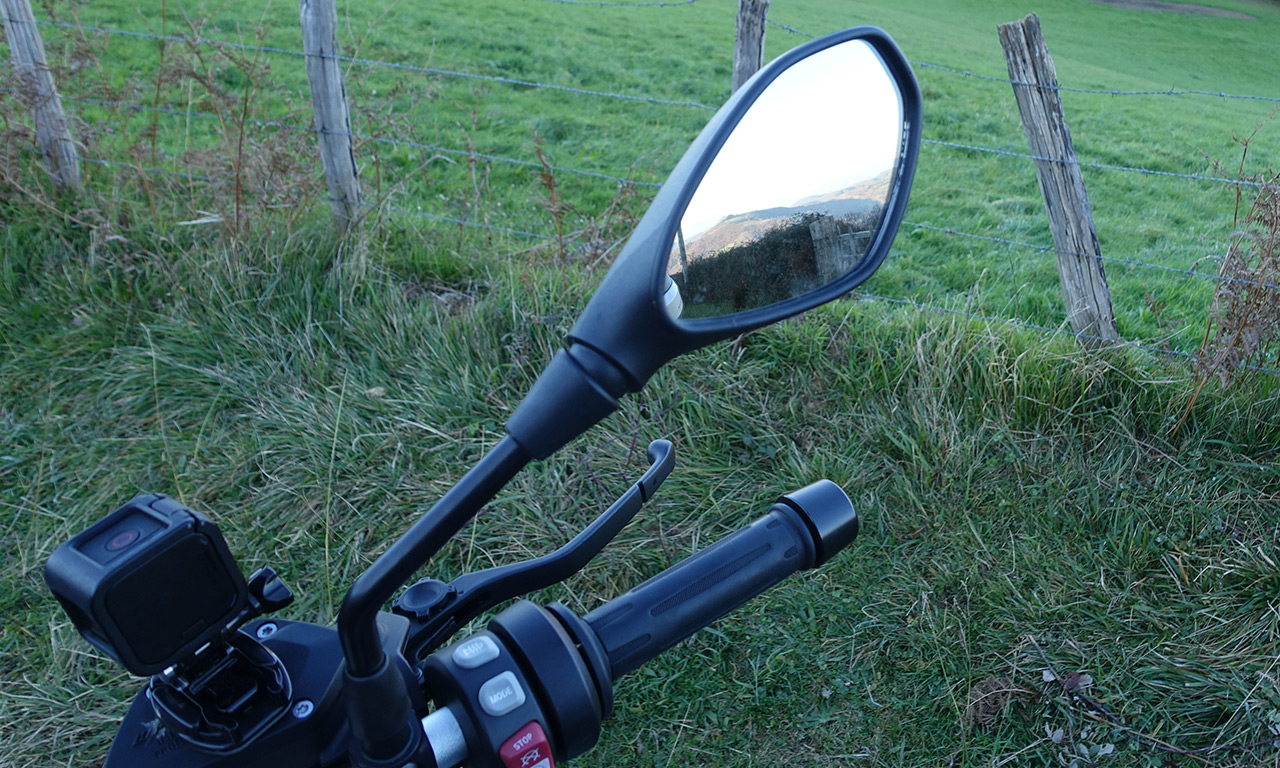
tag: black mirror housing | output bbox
[573,27,920,386]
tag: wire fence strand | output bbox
[767,19,1280,104]
[362,201,555,240]
[852,291,1280,377]
[14,16,716,110]
[65,151,559,239]
[20,14,1279,111]
[911,60,1280,103]
[63,147,1265,306]
[31,86,1253,192]
[34,92,663,188]
[922,138,1262,187]
[902,221,1280,293]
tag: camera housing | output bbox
[45,494,248,676]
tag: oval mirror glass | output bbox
[665,40,904,321]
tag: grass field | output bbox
[3,0,1280,766]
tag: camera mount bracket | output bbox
[148,567,297,752]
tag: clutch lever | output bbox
[395,439,675,663]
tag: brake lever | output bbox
[394,439,675,663]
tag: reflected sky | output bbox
[680,40,903,239]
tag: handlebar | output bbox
[417,480,858,768]
[88,479,858,768]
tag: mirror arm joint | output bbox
[505,346,626,460]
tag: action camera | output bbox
[44,494,248,676]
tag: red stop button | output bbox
[499,720,553,768]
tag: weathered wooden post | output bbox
[1,0,81,192]
[732,0,770,93]
[299,0,361,233]
[999,13,1118,343]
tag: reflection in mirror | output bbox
[667,40,904,320]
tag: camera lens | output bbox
[82,511,162,565]
[104,529,140,551]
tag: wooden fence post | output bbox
[732,0,770,93]
[1,0,81,192]
[998,13,1119,344]
[299,0,361,233]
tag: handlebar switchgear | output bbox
[418,480,857,768]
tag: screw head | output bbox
[255,622,278,639]
[292,699,315,719]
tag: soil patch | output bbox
[1082,0,1257,19]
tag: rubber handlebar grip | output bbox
[584,481,856,680]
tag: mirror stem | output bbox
[340,342,628,673]
[338,348,622,761]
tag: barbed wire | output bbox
[911,60,1280,104]
[31,85,1256,193]
[333,130,664,188]
[361,201,554,240]
[19,13,1279,115]
[851,291,1280,376]
[766,20,1280,104]
[56,105,1280,293]
[855,289,1156,346]
[13,16,716,110]
[765,20,816,39]
[923,138,1262,188]
[49,93,663,188]
[63,153,557,239]
[77,149,558,238]
[78,155,221,184]
[902,221,1280,293]
[28,14,1264,193]
[10,87,1276,291]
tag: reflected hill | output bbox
[683,169,892,258]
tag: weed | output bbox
[963,675,1031,731]
[1196,117,1280,384]
[524,147,652,269]
[533,129,569,262]
[1173,116,1280,437]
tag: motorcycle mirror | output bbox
[668,38,906,321]
[507,27,920,459]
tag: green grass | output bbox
[4,0,1280,766]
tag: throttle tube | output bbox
[584,480,857,680]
